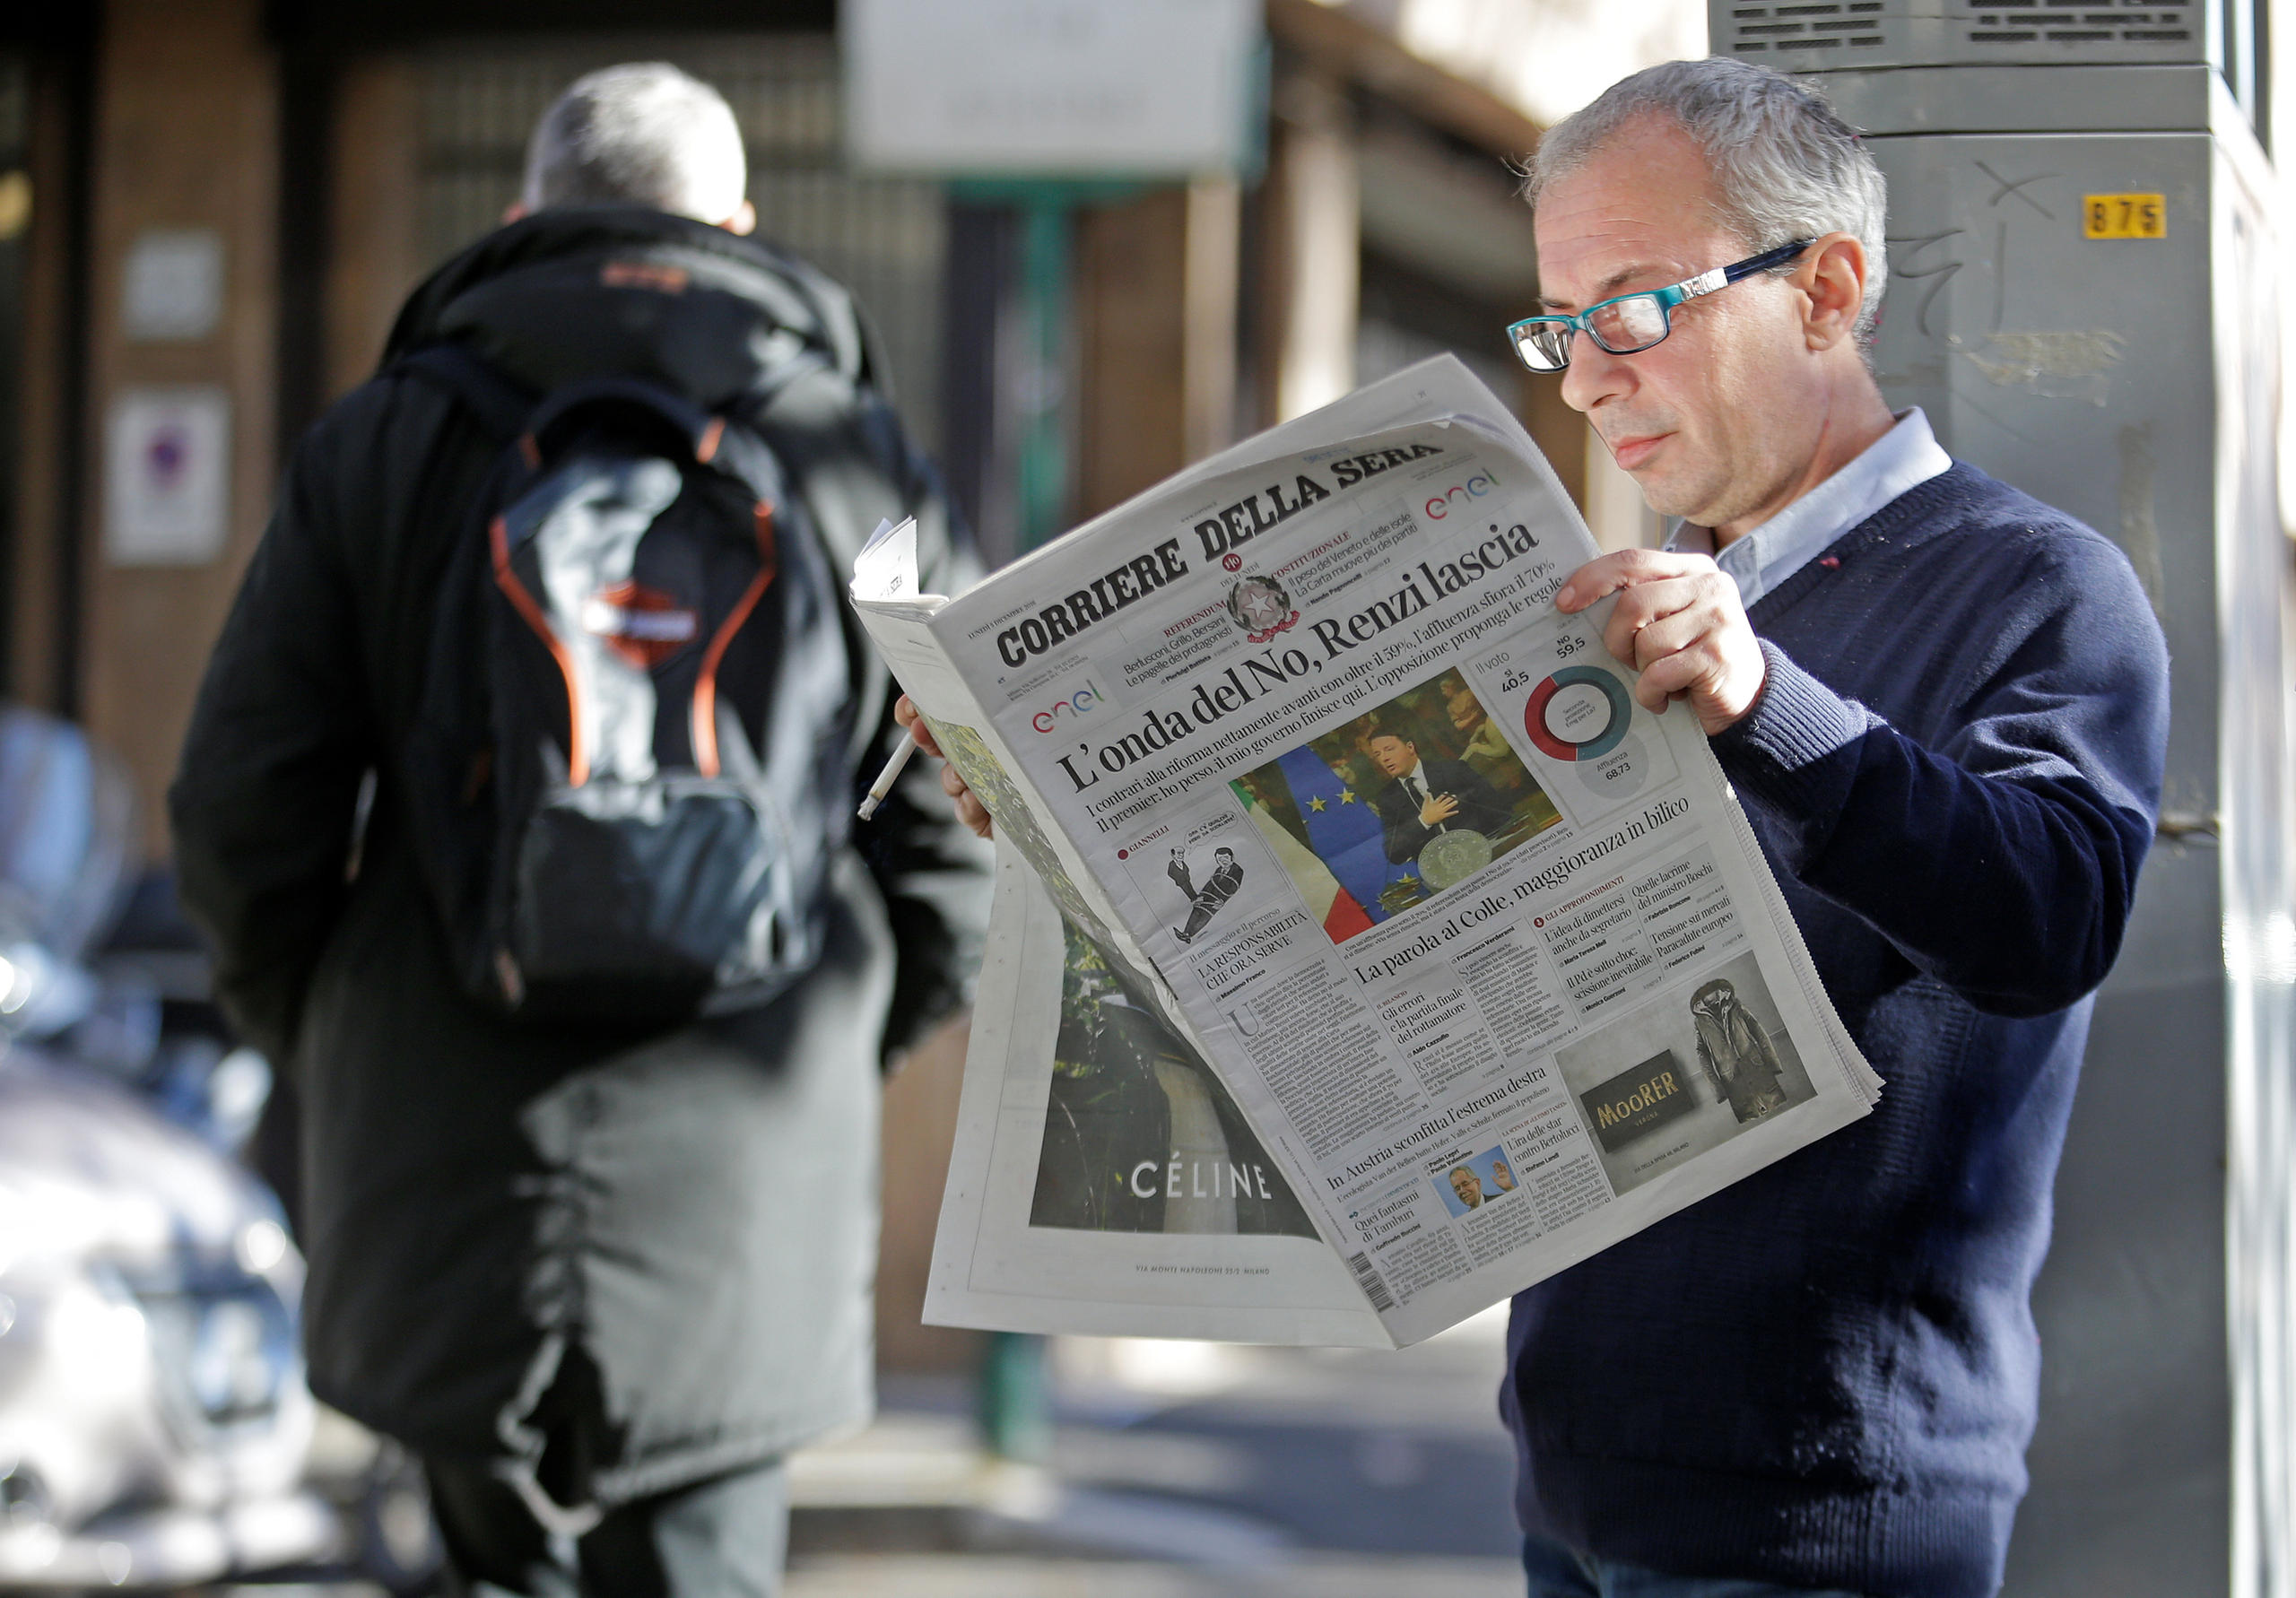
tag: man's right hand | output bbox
[894,696,993,840]
[1420,792,1461,827]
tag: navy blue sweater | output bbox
[1502,463,2169,1597]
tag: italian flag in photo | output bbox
[1239,784,1376,943]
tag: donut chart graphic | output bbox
[1525,664,1632,761]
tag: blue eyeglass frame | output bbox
[1506,239,1815,372]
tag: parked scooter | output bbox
[0,704,435,1591]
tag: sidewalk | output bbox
[785,1306,1525,1597]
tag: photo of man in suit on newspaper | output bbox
[1229,668,1564,939]
[1364,726,1514,865]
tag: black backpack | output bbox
[395,342,853,1024]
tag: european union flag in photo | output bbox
[1274,745,1415,924]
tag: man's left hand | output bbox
[1554,550,1768,735]
[894,695,993,839]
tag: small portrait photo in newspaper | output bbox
[1553,949,1819,1196]
[1227,667,1562,944]
[1434,1142,1525,1218]
[1028,917,1322,1241]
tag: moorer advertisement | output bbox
[865,357,1880,1349]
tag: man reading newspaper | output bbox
[905,57,2168,1598]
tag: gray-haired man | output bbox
[172,63,987,1598]
[892,51,2166,1598]
[1499,57,2165,1598]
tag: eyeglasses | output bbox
[1506,239,1814,373]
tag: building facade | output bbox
[0,0,1587,1370]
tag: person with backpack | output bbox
[170,64,990,1597]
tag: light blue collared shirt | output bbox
[1666,408,1952,608]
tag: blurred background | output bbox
[2,0,2296,1594]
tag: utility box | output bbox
[1716,0,2236,80]
[1709,8,2293,1594]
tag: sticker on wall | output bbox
[122,229,224,341]
[105,386,231,566]
[2083,194,2166,240]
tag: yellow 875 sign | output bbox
[2084,194,2166,239]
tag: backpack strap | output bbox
[393,342,537,440]
[397,336,828,474]
[526,377,724,466]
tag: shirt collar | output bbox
[1666,408,1952,607]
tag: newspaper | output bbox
[858,356,1882,1348]
[922,844,1393,1346]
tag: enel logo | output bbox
[1424,470,1499,519]
[1031,682,1104,734]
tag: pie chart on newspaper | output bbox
[1525,665,1631,760]
[1524,664,1648,798]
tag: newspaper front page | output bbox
[859,358,1880,1347]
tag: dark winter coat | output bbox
[169,209,992,1507]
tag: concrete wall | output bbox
[83,0,277,855]
[325,53,422,403]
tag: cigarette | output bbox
[857,729,919,821]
